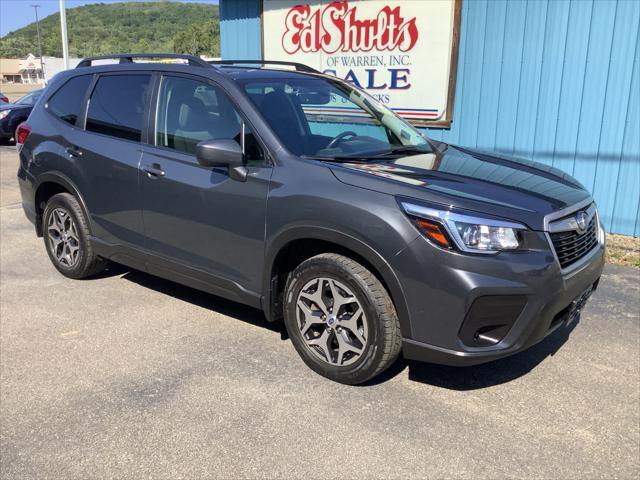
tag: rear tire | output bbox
[42,193,106,279]
[283,253,402,385]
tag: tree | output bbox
[172,20,219,57]
[0,2,220,58]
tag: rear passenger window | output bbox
[86,74,151,142]
[47,75,92,125]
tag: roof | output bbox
[65,62,327,85]
[70,54,325,81]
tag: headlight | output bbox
[401,201,527,253]
[0,110,10,119]
[454,222,521,251]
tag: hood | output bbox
[328,143,591,231]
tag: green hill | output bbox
[0,1,220,58]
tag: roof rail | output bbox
[76,53,211,68]
[208,60,320,74]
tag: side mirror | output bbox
[196,138,243,167]
[196,138,247,182]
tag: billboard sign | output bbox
[262,0,461,127]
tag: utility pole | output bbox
[59,0,69,70]
[31,5,45,83]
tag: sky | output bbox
[0,0,218,37]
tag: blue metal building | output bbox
[219,0,640,236]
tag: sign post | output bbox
[262,0,461,127]
[59,0,69,70]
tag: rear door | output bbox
[139,74,272,304]
[72,72,152,261]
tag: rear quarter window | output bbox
[46,75,92,125]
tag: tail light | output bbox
[0,95,8,103]
[15,122,31,151]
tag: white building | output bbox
[0,54,80,85]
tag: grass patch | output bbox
[606,234,640,268]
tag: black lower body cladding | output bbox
[458,295,528,347]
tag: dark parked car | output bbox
[17,54,604,384]
[0,89,43,142]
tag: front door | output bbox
[140,75,271,305]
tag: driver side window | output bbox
[156,76,264,164]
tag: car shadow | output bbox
[93,263,287,338]
[365,320,579,390]
[90,262,577,390]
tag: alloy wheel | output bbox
[296,277,368,366]
[47,208,80,267]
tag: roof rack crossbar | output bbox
[76,53,211,69]
[208,60,320,74]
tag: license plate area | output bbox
[565,286,594,326]
[550,284,595,330]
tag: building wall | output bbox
[220,0,640,236]
[42,57,81,83]
[219,0,262,59]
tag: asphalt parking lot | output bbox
[0,144,638,479]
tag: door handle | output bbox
[66,146,83,158]
[142,163,165,178]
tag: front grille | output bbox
[549,217,598,269]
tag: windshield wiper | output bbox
[303,155,377,163]
[304,146,431,163]
[371,146,432,158]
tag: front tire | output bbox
[42,193,106,279]
[283,253,402,384]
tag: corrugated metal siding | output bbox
[220,0,262,59]
[427,0,640,235]
[220,0,640,235]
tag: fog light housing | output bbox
[459,295,527,347]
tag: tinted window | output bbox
[156,76,264,164]
[86,74,151,142]
[156,76,241,155]
[243,124,265,165]
[47,75,92,125]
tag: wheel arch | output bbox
[34,172,91,237]
[263,226,412,338]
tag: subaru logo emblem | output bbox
[575,211,588,232]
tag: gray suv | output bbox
[17,54,605,384]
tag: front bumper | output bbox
[395,231,605,367]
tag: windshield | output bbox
[240,76,431,159]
